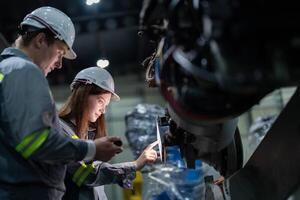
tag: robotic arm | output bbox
[139,0,300,199]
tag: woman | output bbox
[59,67,158,200]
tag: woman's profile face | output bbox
[87,92,111,122]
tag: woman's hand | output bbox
[135,141,158,170]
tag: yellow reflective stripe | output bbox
[72,163,87,184]
[76,164,95,187]
[15,130,49,159]
[69,132,94,186]
[71,134,79,139]
[22,130,49,159]
[16,132,37,153]
[72,163,95,187]
[0,73,4,82]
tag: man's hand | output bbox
[93,136,123,162]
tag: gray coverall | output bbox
[0,47,90,200]
[60,119,136,200]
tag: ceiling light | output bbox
[85,0,101,6]
[97,59,110,68]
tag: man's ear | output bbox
[33,32,46,49]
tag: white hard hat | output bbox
[71,67,120,101]
[20,6,76,59]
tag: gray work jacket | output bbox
[60,119,136,200]
[0,48,89,200]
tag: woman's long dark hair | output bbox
[59,83,108,140]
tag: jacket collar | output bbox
[1,47,32,62]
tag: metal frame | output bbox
[226,87,300,200]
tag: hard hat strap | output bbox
[24,14,63,41]
[75,79,93,85]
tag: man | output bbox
[0,7,122,200]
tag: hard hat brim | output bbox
[111,92,120,101]
[65,48,77,60]
[98,83,120,101]
[102,85,120,101]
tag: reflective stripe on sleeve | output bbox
[71,134,79,139]
[0,73,4,82]
[72,162,96,187]
[68,131,94,186]
[15,129,49,159]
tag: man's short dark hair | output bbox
[18,25,57,47]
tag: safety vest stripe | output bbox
[0,73,4,82]
[76,164,95,187]
[15,129,49,159]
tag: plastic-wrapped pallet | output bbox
[125,103,166,160]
